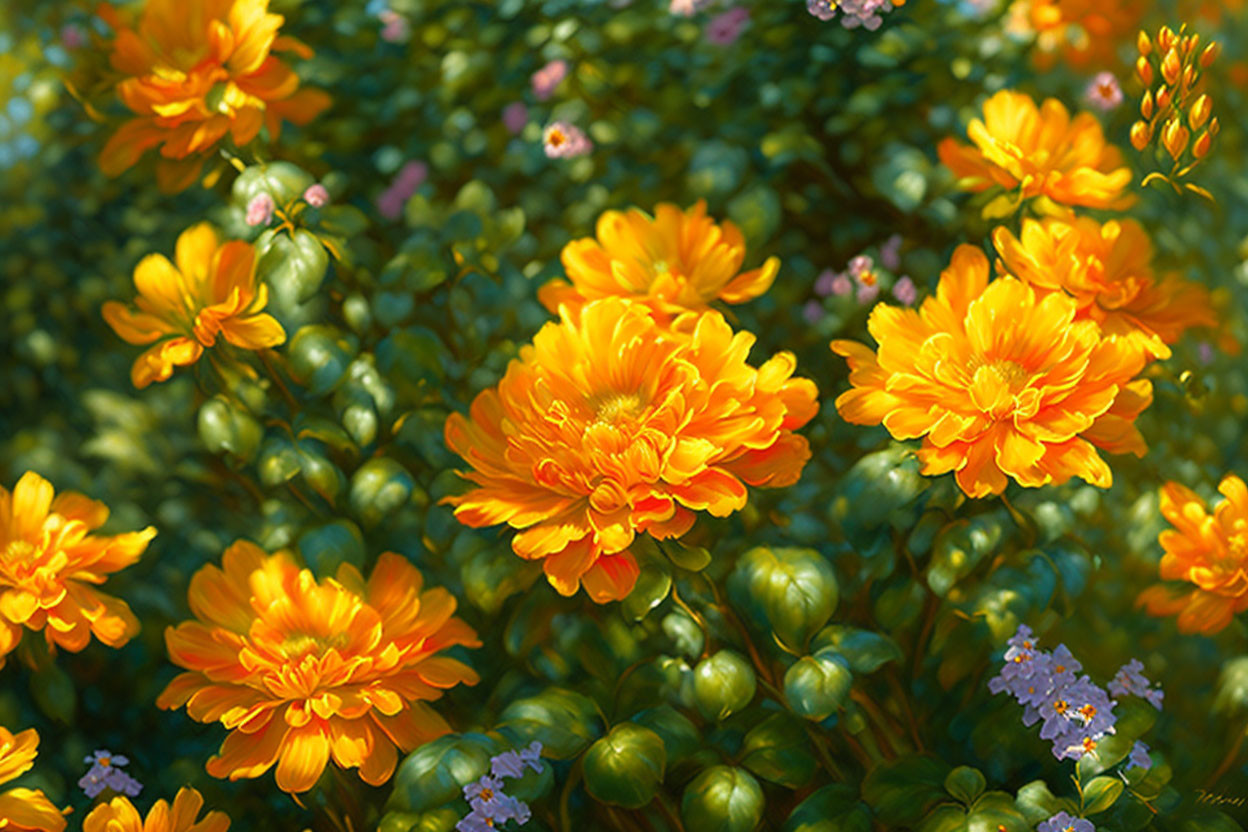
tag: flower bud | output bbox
[1183,65,1198,90]
[1135,56,1154,86]
[1181,34,1197,56]
[1161,48,1181,85]
[302,183,329,207]
[583,723,666,809]
[693,650,757,721]
[1201,41,1221,68]
[1156,85,1171,110]
[1193,131,1212,159]
[1208,116,1220,137]
[681,767,764,832]
[1189,94,1212,129]
[1158,25,1175,52]
[288,324,357,395]
[349,457,415,527]
[245,192,275,226]
[1162,118,1190,161]
[1140,90,1154,119]
[197,396,262,461]
[1137,30,1151,56]
[1130,121,1152,151]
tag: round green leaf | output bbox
[388,733,499,813]
[583,722,667,809]
[693,650,757,721]
[784,651,852,721]
[944,766,986,805]
[682,766,765,832]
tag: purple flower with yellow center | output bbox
[79,749,143,798]
[1039,811,1094,832]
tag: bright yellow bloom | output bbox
[538,201,780,317]
[1138,475,1248,634]
[938,90,1134,210]
[98,0,331,192]
[444,297,818,602]
[831,245,1152,498]
[84,787,227,832]
[994,217,1217,362]
[0,472,154,667]
[103,223,285,389]
[0,727,66,832]
[157,542,479,793]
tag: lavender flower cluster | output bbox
[456,741,544,831]
[806,0,901,30]
[988,625,1162,764]
[78,749,142,798]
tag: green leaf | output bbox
[622,563,672,622]
[665,539,712,572]
[693,650,757,721]
[1015,780,1074,825]
[1082,776,1125,815]
[966,791,1029,832]
[682,766,765,832]
[261,229,331,305]
[298,520,365,578]
[632,706,701,766]
[812,626,903,674]
[739,712,818,789]
[916,805,966,832]
[349,458,415,527]
[583,722,667,809]
[497,688,604,759]
[387,733,500,813]
[288,325,358,396]
[862,755,951,827]
[784,651,853,721]
[782,784,873,832]
[944,766,986,805]
[728,546,839,651]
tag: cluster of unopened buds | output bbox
[1131,24,1220,199]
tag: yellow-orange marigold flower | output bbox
[0,727,66,832]
[831,245,1152,498]
[0,472,154,667]
[1008,0,1143,69]
[938,90,1134,210]
[98,0,331,192]
[538,201,780,317]
[103,222,285,389]
[444,297,819,602]
[157,542,479,793]
[1138,475,1248,634]
[84,787,227,832]
[994,217,1217,362]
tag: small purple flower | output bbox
[830,273,853,296]
[1128,740,1151,771]
[245,193,275,227]
[84,750,128,768]
[532,59,568,101]
[848,255,874,279]
[1197,341,1215,365]
[880,234,903,270]
[1085,72,1124,111]
[891,276,917,305]
[855,282,880,304]
[1108,659,1164,710]
[802,300,824,325]
[303,184,329,207]
[1038,811,1094,832]
[105,768,143,797]
[491,751,526,780]
[503,102,529,135]
[464,774,508,816]
[456,811,497,832]
[395,160,428,192]
[705,7,749,45]
[814,269,838,297]
[79,750,142,798]
[806,0,837,21]
[518,741,544,773]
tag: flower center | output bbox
[1078,704,1097,721]
[279,632,350,658]
[593,392,645,424]
[1,540,36,565]
[1053,699,1068,714]
[99,756,111,767]
[548,129,567,147]
[480,788,494,801]
[985,359,1030,387]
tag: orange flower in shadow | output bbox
[157,542,479,793]
[98,0,330,191]
[0,727,66,832]
[1008,0,1143,70]
[0,472,153,667]
[1139,475,1248,634]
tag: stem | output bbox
[560,757,583,832]
[258,348,299,411]
[1205,720,1247,789]
[653,792,685,832]
[850,689,907,757]
[670,585,712,660]
[912,593,939,681]
[885,667,925,752]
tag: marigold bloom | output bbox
[539,201,780,318]
[157,542,479,793]
[938,90,1134,210]
[831,246,1152,498]
[102,223,285,389]
[0,472,154,667]
[0,727,66,832]
[83,787,227,832]
[98,0,331,192]
[444,297,818,602]
[994,217,1216,362]
[1138,475,1248,634]
[1008,0,1143,69]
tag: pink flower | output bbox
[706,7,749,45]
[245,193,275,227]
[543,122,593,159]
[395,161,428,193]
[379,10,410,42]
[1084,72,1124,111]
[532,60,568,101]
[303,184,330,207]
[806,0,836,20]
[61,24,86,49]
[670,0,711,14]
[377,188,405,220]
[503,102,529,135]
[814,269,838,297]
[848,254,873,278]
[831,273,854,296]
[892,275,917,305]
[856,282,880,304]
[803,300,825,325]
[880,234,903,271]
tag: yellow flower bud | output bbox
[1130,120,1153,151]
[1158,25,1175,52]
[1201,41,1221,68]
[1156,85,1171,110]
[1136,56,1154,86]
[1183,65,1198,90]
[1162,48,1182,85]
[1190,94,1212,129]
[1141,90,1154,119]
[1193,131,1212,159]
[1162,118,1190,161]
[1209,116,1220,137]
[1137,30,1152,56]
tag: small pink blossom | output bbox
[377,188,405,220]
[892,276,917,305]
[880,234,903,271]
[303,184,330,207]
[543,122,593,159]
[245,193,275,227]
[379,10,410,42]
[532,60,568,101]
[395,161,428,193]
[670,0,712,14]
[831,273,854,296]
[803,300,825,325]
[856,282,880,304]
[1197,342,1215,365]
[848,255,874,279]
[706,7,749,45]
[806,0,837,21]
[1084,72,1124,111]
[814,269,838,297]
[61,24,86,49]
[503,102,529,135]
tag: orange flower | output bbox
[444,297,818,602]
[831,245,1152,498]
[157,542,479,793]
[938,90,1134,211]
[538,201,780,317]
[97,0,331,192]
[1138,475,1248,634]
[0,472,154,667]
[0,727,66,832]
[994,217,1217,361]
[84,787,227,832]
[1007,0,1143,69]
[103,223,285,389]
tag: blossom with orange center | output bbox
[0,472,154,668]
[0,727,66,832]
[1007,0,1143,70]
[994,217,1217,362]
[938,90,1134,211]
[97,0,331,192]
[443,297,818,602]
[831,245,1152,498]
[537,201,780,317]
[84,787,227,832]
[157,542,479,793]
[1138,475,1248,634]
[102,222,285,389]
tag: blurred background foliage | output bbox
[2,0,1248,829]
